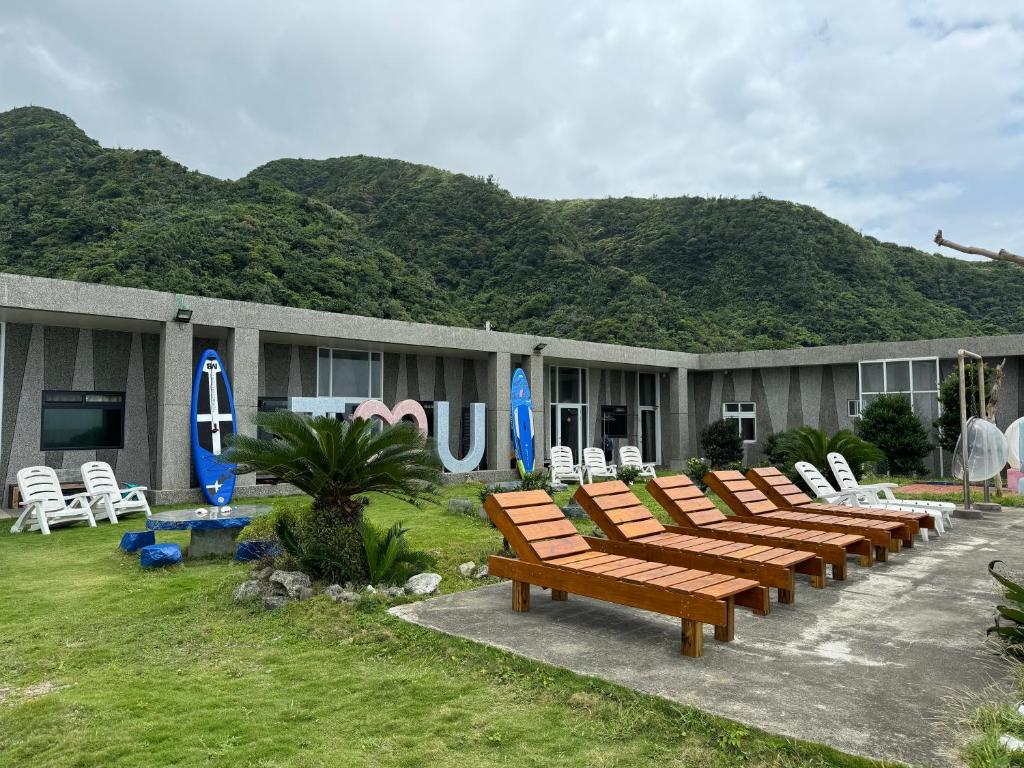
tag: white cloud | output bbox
[1,0,1022,256]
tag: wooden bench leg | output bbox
[810,560,827,588]
[551,589,568,601]
[713,598,735,642]
[777,587,795,604]
[831,562,847,580]
[888,539,901,553]
[858,552,873,567]
[512,580,530,612]
[681,619,704,657]
[875,545,889,562]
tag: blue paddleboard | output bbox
[510,368,535,477]
[191,349,237,506]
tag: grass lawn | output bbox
[0,485,887,768]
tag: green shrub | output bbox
[700,419,744,469]
[856,394,932,475]
[519,470,553,493]
[935,363,995,452]
[685,457,710,491]
[617,466,643,485]
[987,560,1024,657]
[359,520,435,585]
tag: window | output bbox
[858,357,939,425]
[549,366,589,452]
[41,391,124,450]
[316,348,383,398]
[848,399,861,418]
[722,402,756,442]
[600,405,629,438]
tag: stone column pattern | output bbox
[522,353,546,471]
[668,366,690,469]
[155,321,193,491]
[486,351,512,471]
[228,327,260,489]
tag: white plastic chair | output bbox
[11,466,97,535]
[795,460,941,540]
[81,461,152,523]
[549,446,583,485]
[826,452,953,532]
[582,447,617,484]
[618,445,656,481]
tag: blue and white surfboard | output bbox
[191,349,237,506]
[510,367,535,477]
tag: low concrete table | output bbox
[146,506,270,558]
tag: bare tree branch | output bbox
[934,229,1024,266]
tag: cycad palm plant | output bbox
[775,426,883,479]
[224,411,442,582]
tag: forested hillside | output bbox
[3,106,1023,351]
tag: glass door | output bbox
[558,405,582,461]
[638,372,660,464]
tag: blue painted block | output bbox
[235,538,283,562]
[140,543,182,569]
[119,530,155,553]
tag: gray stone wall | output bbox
[1,322,160,502]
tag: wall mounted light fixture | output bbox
[533,342,547,353]
[174,294,193,323]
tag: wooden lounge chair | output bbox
[752,465,933,542]
[483,490,768,657]
[573,481,825,604]
[646,474,869,579]
[704,471,907,562]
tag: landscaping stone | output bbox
[364,585,377,594]
[458,561,476,577]
[262,595,289,610]
[447,499,477,516]
[119,530,155,553]
[269,570,311,598]
[560,500,587,519]
[139,543,182,568]
[381,586,405,598]
[251,566,274,581]
[233,580,270,602]
[404,572,442,595]
[473,564,489,579]
[325,584,359,603]
[295,586,314,601]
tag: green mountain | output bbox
[3,106,1023,352]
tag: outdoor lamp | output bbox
[533,341,547,353]
[174,294,193,323]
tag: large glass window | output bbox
[858,357,939,419]
[41,391,125,450]
[316,348,383,398]
[722,402,756,442]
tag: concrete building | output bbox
[1,273,1020,505]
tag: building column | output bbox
[227,327,260,489]
[154,321,193,492]
[668,367,691,469]
[521,352,546,471]
[486,351,512,472]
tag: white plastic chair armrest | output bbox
[857,482,899,490]
[63,491,93,502]
[123,485,148,493]
[818,488,861,504]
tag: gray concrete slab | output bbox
[392,514,1024,767]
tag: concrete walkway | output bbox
[393,513,1024,766]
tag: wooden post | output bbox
[681,619,703,657]
[858,553,873,567]
[512,580,530,612]
[874,546,888,562]
[551,589,568,601]
[810,562,827,589]
[777,587,795,604]
[713,598,735,642]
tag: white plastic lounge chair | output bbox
[618,445,656,480]
[81,461,152,523]
[549,446,584,485]
[11,466,97,535]
[826,452,953,532]
[581,447,617,484]
[795,460,941,539]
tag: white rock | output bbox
[262,595,289,610]
[233,580,269,602]
[381,586,405,598]
[1000,734,1024,752]
[269,570,312,599]
[473,564,489,579]
[295,586,314,601]
[458,561,476,577]
[404,572,442,595]
[364,585,377,594]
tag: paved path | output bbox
[393,514,1024,766]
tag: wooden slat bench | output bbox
[746,467,933,538]
[646,474,870,580]
[483,489,768,657]
[573,480,825,605]
[704,471,907,562]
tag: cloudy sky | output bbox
[2,1,1022,255]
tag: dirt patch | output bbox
[0,680,63,704]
